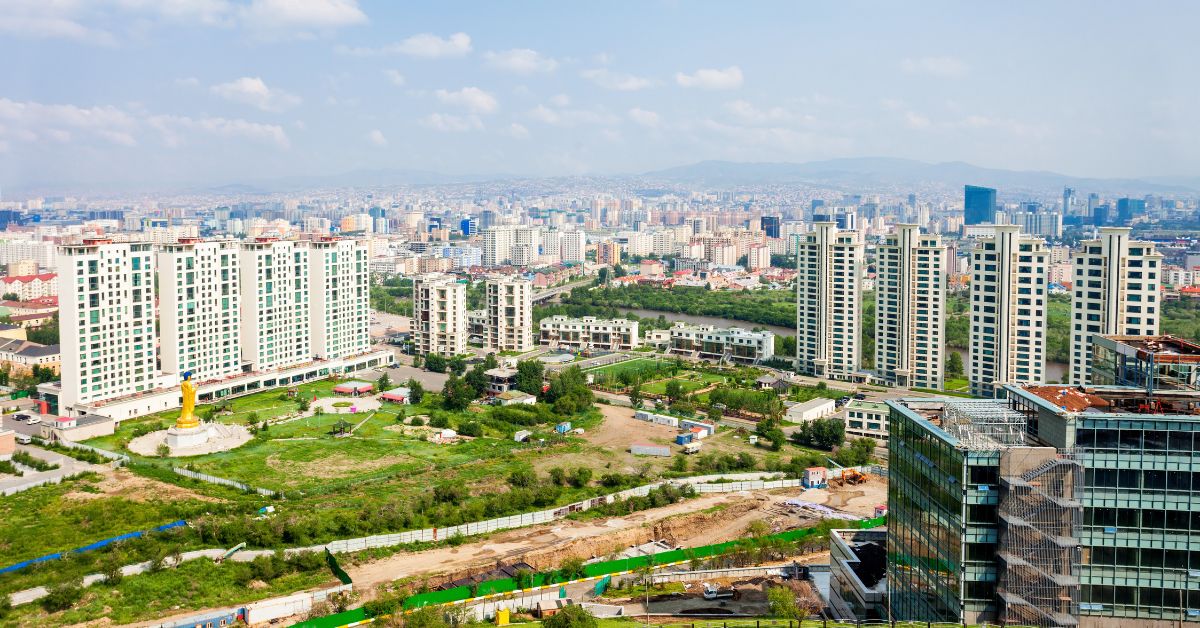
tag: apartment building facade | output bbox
[238,239,312,371]
[485,276,533,353]
[57,238,160,411]
[795,222,863,381]
[538,315,640,351]
[969,225,1048,398]
[875,224,946,390]
[157,239,243,379]
[309,238,370,360]
[413,273,467,356]
[1068,227,1161,384]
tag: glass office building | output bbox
[964,185,997,226]
[888,398,1077,625]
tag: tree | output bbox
[424,353,447,373]
[465,365,489,398]
[507,467,537,488]
[558,556,587,580]
[411,353,423,368]
[441,376,475,411]
[569,467,592,488]
[377,372,392,393]
[448,355,468,376]
[542,605,597,628]
[791,417,845,450]
[406,378,425,404]
[664,380,684,404]
[41,579,83,613]
[0,292,17,301]
[403,606,450,628]
[457,421,483,437]
[596,267,610,285]
[946,351,964,378]
[756,417,786,451]
[548,467,567,485]
[628,381,643,409]
[515,360,545,396]
[767,585,803,619]
[545,366,593,415]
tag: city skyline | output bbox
[4,1,1200,191]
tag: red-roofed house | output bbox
[0,273,56,301]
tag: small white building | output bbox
[786,398,837,423]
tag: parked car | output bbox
[853,393,867,400]
[25,416,40,425]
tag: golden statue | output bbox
[176,371,200,430]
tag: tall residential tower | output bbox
[795,222,863,381]
[968,225,1048,398]
[1068,227,1161,384]
[875,225,946,390]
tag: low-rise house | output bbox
[496,390,536,406]
[786,398,837,423]
[0,338,60,375]
[539,315,640,351]
[485,367,518,395]
[844,399,889,443]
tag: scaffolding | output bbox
[997,452,1083,628]
[942,399,1028,449]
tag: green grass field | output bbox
[641,372,725,396]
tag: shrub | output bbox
[542,604,597,628]
[457,421,483,438]
[41,580,83,613]
[428,413,450,429]
[409,416,425,427]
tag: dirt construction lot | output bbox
[345,473,887,593]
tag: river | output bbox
[619,307,1069,383]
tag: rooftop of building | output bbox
[1102,334,1200,361]
[1015,384,1200,417]
[890,397,1028,450]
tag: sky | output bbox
[2,1,1199,191]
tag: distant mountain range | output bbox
[638,158,1198,195]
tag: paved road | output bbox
[0,444,100,495]
[532,278,594,303]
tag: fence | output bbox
[173,467,279,497]
[54,439,130,463]
[0,520,187,576]
[0,470,89,497]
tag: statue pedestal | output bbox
[166,424,211,450]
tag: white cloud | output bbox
[148,114,290,148]
[675,66,743,90]
[0,97,138,146]
[0,0,365,44]
[338,32,471,58]
[422,113,483,132]
[905,111,932,129]
[174,77,201,88]
[366,128,387,146]
[435,87,497,114]
[529,104,617,128]
[483,48,558,74]
[900,56,968,79]
[580,68,651,91]
[239,0,367,30]
[502,123,530,139]
[549,94,571,107]
[211,77,301,112]
[383,69,405,86]
[0,10,118,46]
[627,108,660,128]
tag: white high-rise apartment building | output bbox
[239,239,311,371]
[969,225,1048,398]
[514,227,540,256]
[541,230,562,262]
[157,239,243,380]
[58,238,159,413]
[0,238,57,269]
[875,225,945,390]
[486,276,533,353]
[309,238,370,360]
[651,230,676,257]
[795,223,863,381]
[413,273,466,356]
[1068,227,1162,384]
[482,226,514,266]
[560,230,586,263]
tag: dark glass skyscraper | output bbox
[964,185,997,225]
[1116,198,1145,225]
[760,215,780,238]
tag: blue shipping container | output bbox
[675,434,693,445]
